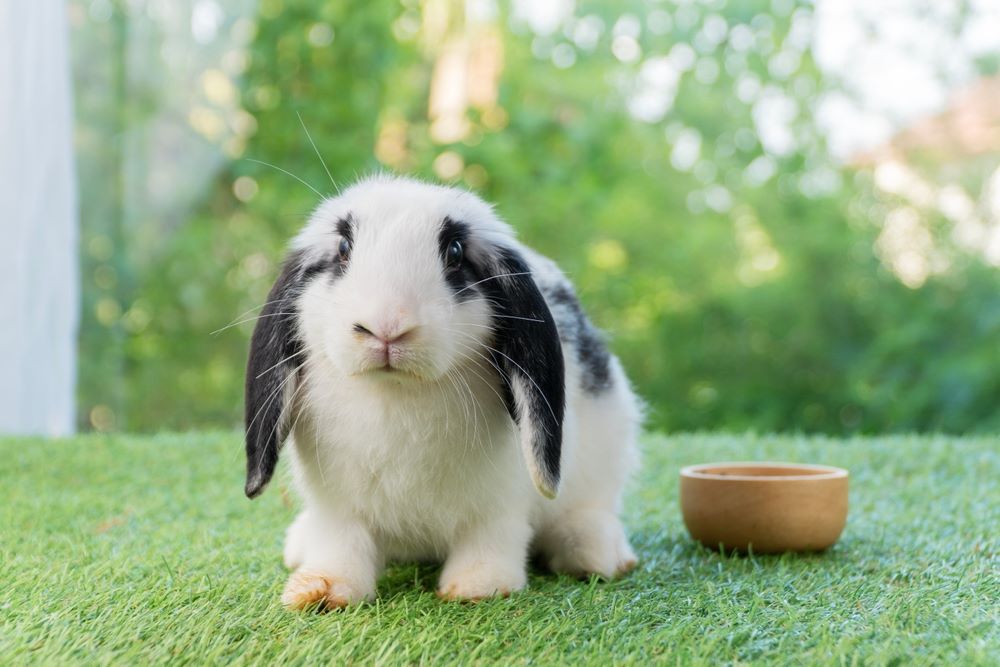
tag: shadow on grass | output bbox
[308,528,880,613]
[625,527,884,581]
[377,562,443,599]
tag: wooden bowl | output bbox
[680,462,848,553]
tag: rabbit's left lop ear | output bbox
[481,247,566,498]
[243,253,306,499]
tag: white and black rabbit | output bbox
[244,175,641,608]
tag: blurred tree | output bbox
[71,0,1000,434]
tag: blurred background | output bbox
[4,0,999,437]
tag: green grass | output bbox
[2,433,997,665]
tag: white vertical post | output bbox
[0,0,79,435]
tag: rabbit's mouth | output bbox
[372,363,405,375]
[351,360,429,381]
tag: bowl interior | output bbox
[681,462,848,482]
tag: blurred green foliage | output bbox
[72,0,1000,434]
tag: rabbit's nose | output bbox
[352,322,417,345]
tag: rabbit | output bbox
[243,174,641,609]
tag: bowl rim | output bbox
[680,461,849,482]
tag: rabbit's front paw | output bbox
[437,564,527,602]
[281,569,371,610]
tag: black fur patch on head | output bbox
[301,256,339,281]
[480,246,565,492]
[324,214,355,279]
[438,217,476,298]
[541,282,613,395]
[336,214,354,247]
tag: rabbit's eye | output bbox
[446,239,463,267]
[338,238,352,261]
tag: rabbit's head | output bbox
[295,178,504,381]
[244,176,565,500]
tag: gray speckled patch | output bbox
[539,280,613,395]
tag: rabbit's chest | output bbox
[296,374,523,553]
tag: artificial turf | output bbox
[1,432,997,665]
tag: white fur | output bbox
[275,175,641,606]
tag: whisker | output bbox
[211,312,299,336]
[455,371,484,454]
[212,297,299,336]
[453,271,533,297]
[297,111,337,190]
[441,363,494,475]
[245,158,325,199]
[484,345,558,431]
[282,363,326,489]
[447,335,513,393]
[245,359,307,439]
[443,371,473,461]
[488,314,546,324]
[256,348,310,379]
[449,344,508,408]
[444,291,546,324]
[246,360,308,479]
[450,330,559,430]
[262,366,308,474]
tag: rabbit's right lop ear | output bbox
[244,253,306,499]
[480,247,566,499]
